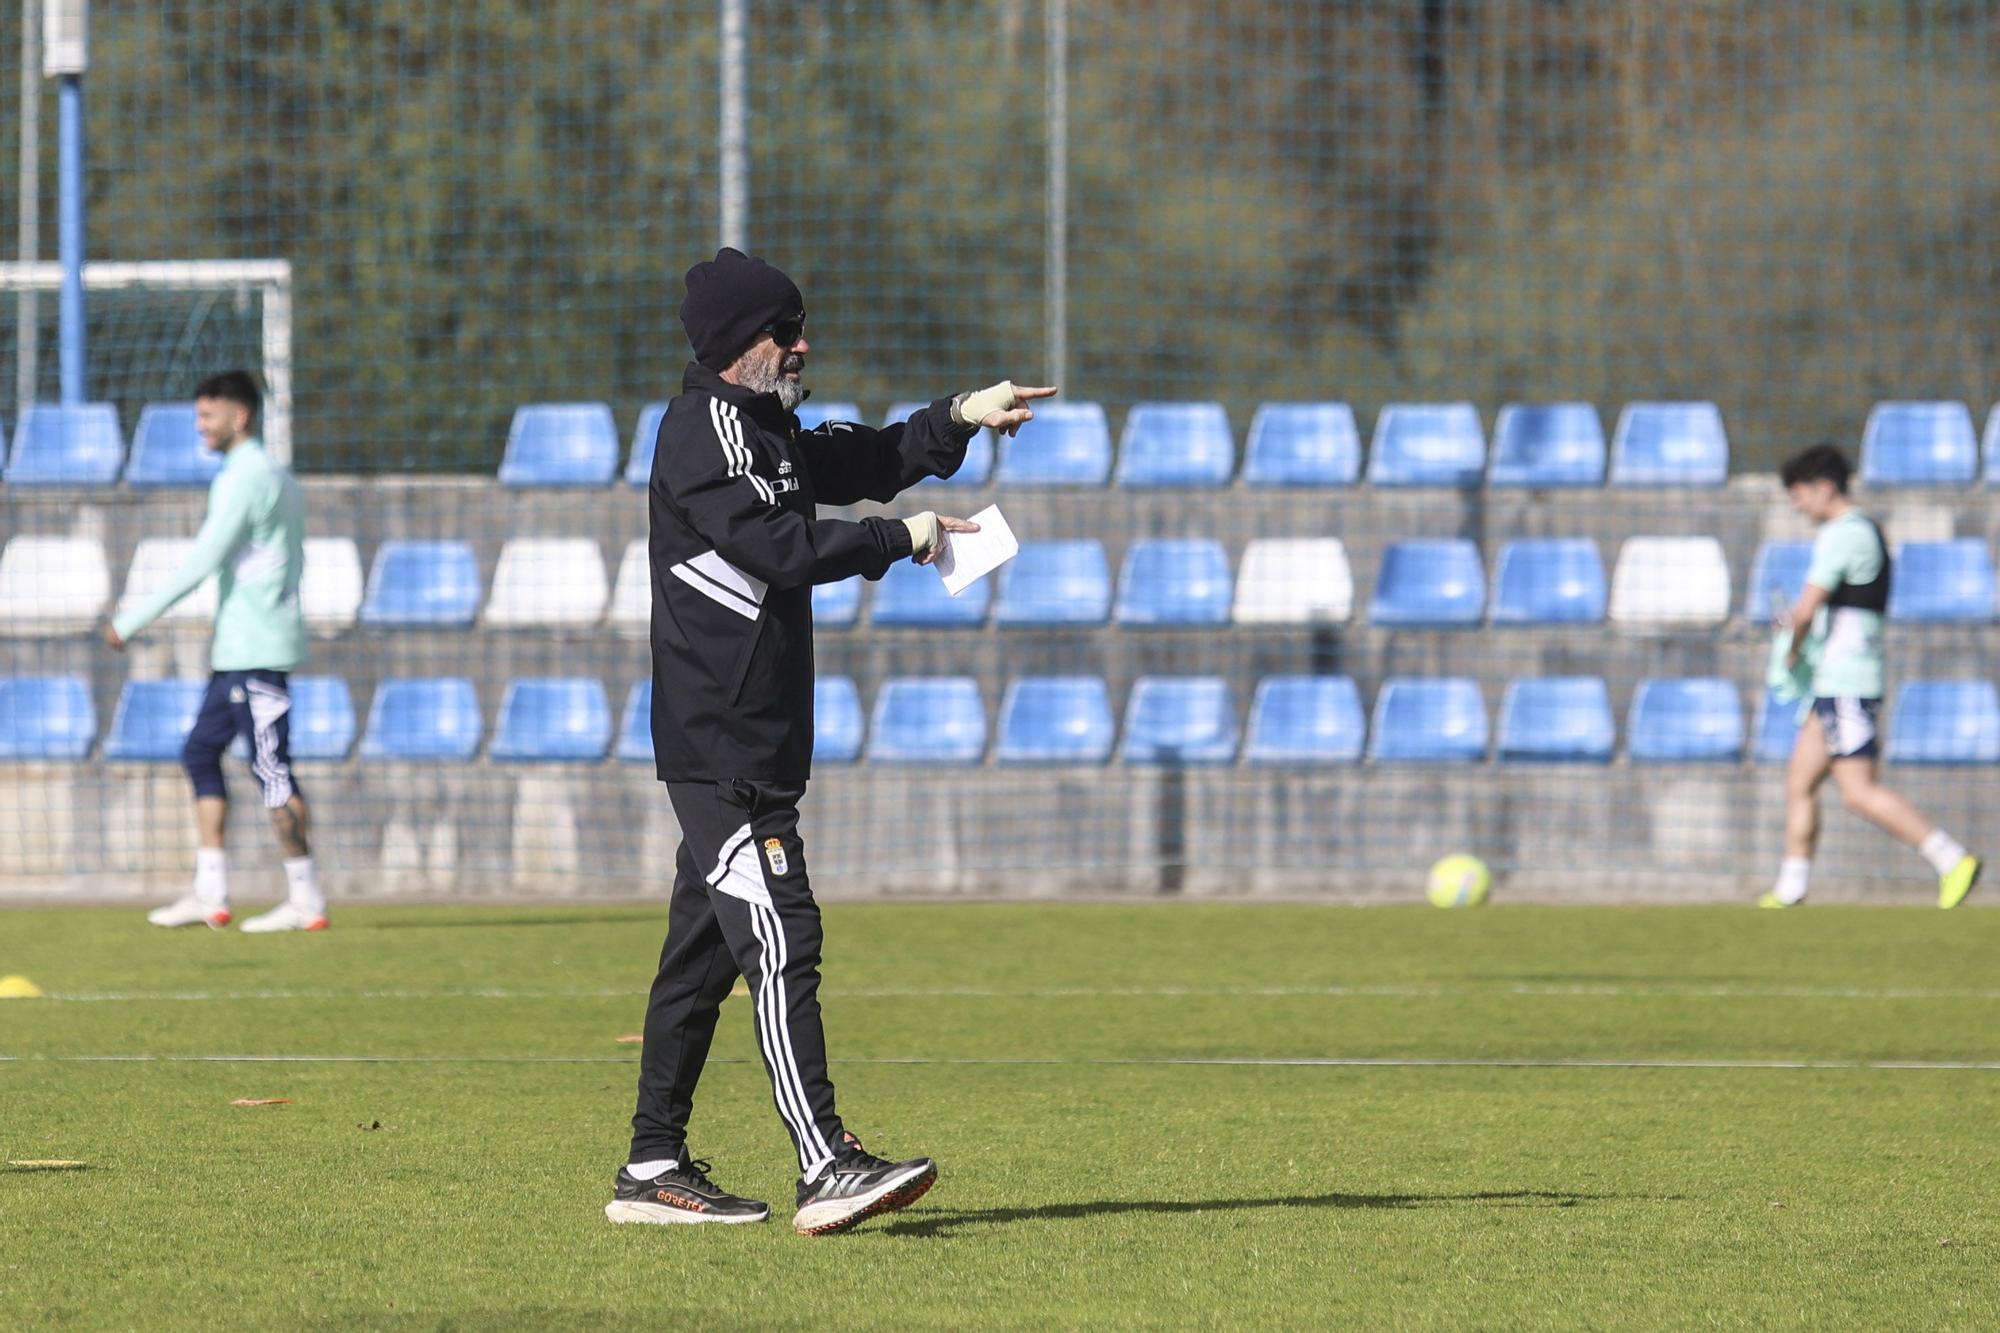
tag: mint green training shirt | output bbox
[1803,508,1885,699]
[112,439,308,672]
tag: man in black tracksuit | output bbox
[605,248,1054,1235]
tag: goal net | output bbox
[0,260,293,461]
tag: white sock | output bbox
[1773,857,1811,905]
[194,848,229,908]
[1919,830,1967,876]
[626,1159,675,1179]
[283,856,325,918]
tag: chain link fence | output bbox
[3,1,1999,902]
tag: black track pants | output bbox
[627,779,843,1179]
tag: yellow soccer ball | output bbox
[1426,854,1491,909]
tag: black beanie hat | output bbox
[679,247,805,371]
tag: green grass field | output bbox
[3,902,1997,1330]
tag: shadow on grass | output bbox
[878,1189,1671,1239]
[1488,973,1758,986]
[365,911,660,931]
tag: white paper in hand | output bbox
[935,504,1018,597]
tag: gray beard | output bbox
[741,353,807,411]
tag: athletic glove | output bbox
[951,381,1020,428]
[902,511,942,561]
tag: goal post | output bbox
[0,258,293,463]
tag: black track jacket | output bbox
[648,362,975,782]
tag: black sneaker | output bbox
[604,1157,770,1226]
[791,1131,937,1235]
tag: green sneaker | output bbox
[1757,892,1798,909]
[1939,855,1981,910]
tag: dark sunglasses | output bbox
[764,315,807,348]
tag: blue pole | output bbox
[57,71,85,406]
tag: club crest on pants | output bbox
[763,837,789,876]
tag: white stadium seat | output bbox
[0,535,112,636]
[609,539,649,637]
[300,537,364,633]
[1608,535,1732,627]
[122,536,360,634]
[117,537,218,625]
[1231,537,1354,624]
[482,538,607,627]
[118,537,363,635]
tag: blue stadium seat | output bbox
[1490,540,1606,625]
[1860,401,1978,486]
[5,403,125,486]
[288,676,357,762]
[996,402,1112,486]
[1888,540,1995,622]
[1753,688,1801,764]
[871,559,989,627]
[498,403,619,487]
[1369,539,1485,627]
[1120,677,1238,765]
[1627,678,1743,761]
[1114,539,1232,626]
[1367,678,1488,763]
[0,676,96,760]
[1744,540,1814,623]
[867,677,986,764]
[617,681,654,764]
[360,677,483,760]
[1365,403,1485,487]
[1243,675,1366,765]
[815,676,865,764]
[1888,680,2000,764]
[996,540,1112,627]
[1489,403,1605,487]
[812,576,863,627]
[795,401,863,432]
[103,679,206,761]
[124,405,222,488]
[1241,403,1361,486]
[996,676,1116,764]
[1497,677,1615,763]
[1608,402,1728,486]
[624,402,668,487]
[1986,405,2000,486]
[886,402,994,488]
[1114,402,1234,487]
[490,678,611,761]
[358,541,483,628]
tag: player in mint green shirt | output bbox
[1762,443,1979,909]
[105,371,328,933]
